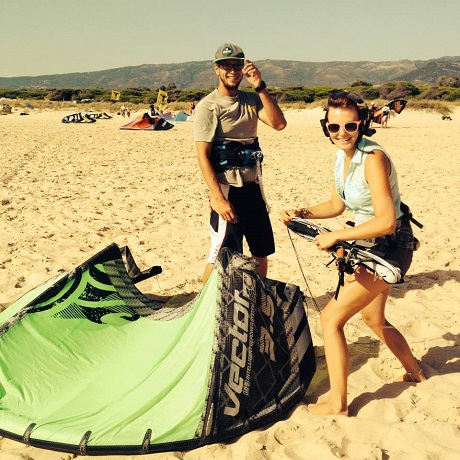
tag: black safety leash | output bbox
[329,244,357,300]
[334,246,346,300]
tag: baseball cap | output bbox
[214,43,245,63]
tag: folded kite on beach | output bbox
[61,112,112,123]
[61,112,96,123]
[120,113,174,130]
[0,245,315,455]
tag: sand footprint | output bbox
[284,442,343,460]
[273,421,303,446]
[370,360,393,381]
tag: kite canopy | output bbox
[371,99,407,125]
[0,245,315,455]
[120,113,174,130]
[388,99,407,114]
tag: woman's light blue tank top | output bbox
[334,138,403,225]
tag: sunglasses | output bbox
[326,120,361,134]
[218,63,244,71]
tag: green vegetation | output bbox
[1,80,459,114]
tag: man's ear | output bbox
[213,64,220,76]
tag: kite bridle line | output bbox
[287,227,325,315]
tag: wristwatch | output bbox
[255,81,267,92]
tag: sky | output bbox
[1,0,459,78]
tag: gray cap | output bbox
[214,43,245,63]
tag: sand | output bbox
[0,106,459,459]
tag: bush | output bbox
[418,86,460,102]
[379,81,420,100]
[280,88,315,103]
[437,76,460,88]
[0,89,48,100]
[311,86,337,99]
[347,86,380,100]
[350,80,372,87]
[175,89,211,102]
[408,99,453,115]
[47,89,80,101]
[2,83,460,106]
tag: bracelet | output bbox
[255,81,267,92]
[297,208,310,219]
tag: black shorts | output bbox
[375,220,416,280]
[207,182,275,263]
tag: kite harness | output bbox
[211,139,263,172]
[211,139,269,211]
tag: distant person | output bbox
[282,90,426,416]
[381,105,390,128]
[369,102,377,129]
[120,105,126,117]
[369,101,376,124]
[126,105,131,118]
[1,103,12,114]
[194,42,287,284]
[189,101,196,116]
[149,104,157,116]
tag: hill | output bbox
[1,56,459,90]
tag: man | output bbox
[194,43,287,284]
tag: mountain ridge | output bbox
[1,56,459,90]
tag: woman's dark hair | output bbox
[321,90,376,138]
[327,90,364,111]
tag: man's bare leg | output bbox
[252,255,268,278]
[202,263,214,285]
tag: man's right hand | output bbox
[210,195,238,223]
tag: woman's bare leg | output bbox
[308,269,391,416]
[361,293,426,382]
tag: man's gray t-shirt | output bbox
[194,89,263,144]
[194,89,264,186]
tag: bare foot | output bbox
[394,367,427,383]
[307,402,349,416]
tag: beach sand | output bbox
[0,106,459,459]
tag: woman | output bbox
[282,90,426,416]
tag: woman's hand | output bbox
[314,232,339,251]
[281,209,298,225]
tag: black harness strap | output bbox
[400,201,423,229]
[211,140,263,173]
